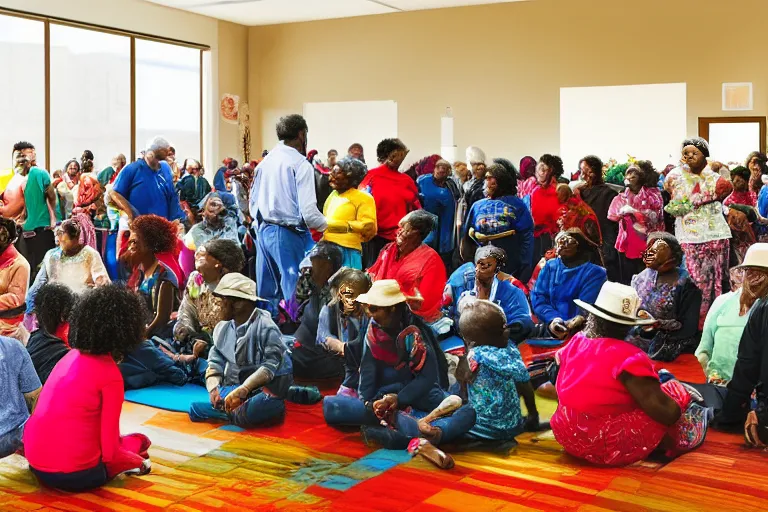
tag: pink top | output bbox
[23,350,142,473]
[555,332,658,416]
[607,186,664,258]
[0,173,27,221]
[723,190,757,207]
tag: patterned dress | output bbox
[664,166,731,329]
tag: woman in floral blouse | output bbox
[664,138,732,329]
[174,238,245,356]
[608,160,664,285]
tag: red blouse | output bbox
[359,165,421,240]
[530,179,560,237]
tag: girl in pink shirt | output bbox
[551,282,711,466]
[23,284,151,492]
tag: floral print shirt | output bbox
[664,166,731,244]
[467,344,530,440]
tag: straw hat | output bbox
[213,273,262,302]
[573,281,656,326]
[734,243,768,271]
[355,279,408,307]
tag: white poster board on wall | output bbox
[303,100,397,164]
[560,83,687,173]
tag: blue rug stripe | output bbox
[316,449,413,491]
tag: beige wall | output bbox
[248,0,767,168]
[217,20,249,164]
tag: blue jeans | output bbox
[189,385,286,428]
[31,463,108,493]
[256,223,313,310]
[323,395,476,447]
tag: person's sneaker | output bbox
[287,385,323,405]
[121,459,152,477]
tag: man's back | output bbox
[23,167,52,231]
[250,143,326,231]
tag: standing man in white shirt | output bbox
[250,114,327,310]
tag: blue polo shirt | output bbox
[113,159,184,221]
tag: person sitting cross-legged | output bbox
[23,285,152,492]
[323,280,476,461]
[189,273,317,428]
[455,299,540,445]
[26,283,76,384]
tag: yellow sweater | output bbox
[322,188,377,251]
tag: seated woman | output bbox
[323,280,475,454]
[119,215,189,389]
[26,283,76,384]
[629,232,701,362]
[322,157,377,269]
[456,300,540,442]
[125,214,184,339]
[443,246,533,342]
[530,228,607,340]
[463,163,534,280]
[368,210,447,323]
[552,282,710,466]
[291,242,345,380]
[607,160,664,285]
[189,273,298,428]
[318,268,372,398]
[184,192,240,253]
[0,218,30,344]
[23,285,152,492]
[174,238,245,357]
[26,218,110,321]
[697,244,768,389]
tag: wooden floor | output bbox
[1,355,766,511]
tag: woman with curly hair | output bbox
[463,163,534,279]
[23,284,152,492]
[607,160,664,284]
[359,138,420,267]
[322,157,377,269]
[123,214,184,339]
[26,283,76,384]
[0,217,30,344]
[746,151,767,197]
[26,218,110,323]
[664,138,732,329]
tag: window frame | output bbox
[0,7,209,171]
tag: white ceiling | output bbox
[143,0,529,26]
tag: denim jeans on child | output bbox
[189,385,286,428]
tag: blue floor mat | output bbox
[124,383,209,412]
[523,338,565,348]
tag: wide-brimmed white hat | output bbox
[356,279,408,307]
[573,281,656,326]
[734,243,768,271]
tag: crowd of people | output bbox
[2,113,768,491]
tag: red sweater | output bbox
[530,180,560,237]
[359,165,421,240]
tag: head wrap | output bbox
[682,137,710,158]
[474,245,507,269]
[519,156,537,180]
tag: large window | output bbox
[0,10,206,173]
[50,24,130,174]
[0,14,45,170]
[136,39,201,163]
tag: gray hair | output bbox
[336,157,367,188]
[146,136,171,153]
[401,209,436,241]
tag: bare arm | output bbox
[619,372,681,426]
[147,281,174,337]
[24,387,42,414]
[108,190,136,221]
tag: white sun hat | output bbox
[734,243,768,271]
[573,281,656,326]
[356,279,409,307]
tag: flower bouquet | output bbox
[665,197,693,217]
